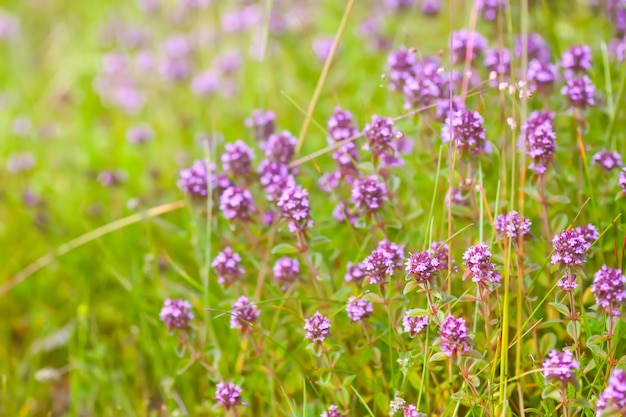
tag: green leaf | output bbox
[429,352,449,362]
[406,308,430,317]
[403,280,420,295]
[548,302,570,316]
[271,243,299,254]
[547,194,571,204]
[541,384,562,401]
[566,321,581,341]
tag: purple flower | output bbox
[222,140,254,178]
[321,404,344,417]
[405,250,440,283]
[446,186,469,207]
[542,350,579,385]
[527,59,558,94]
[557,273,578,293]
[514,33,551,62]
[277,185,313,233]
[495,211,531,239]
[160,299,193,330]
[377,239,406,270]
[363,249,395,284]
[561,45,592,75]
[439,314,471,357]
[126,124,154,144]
[421,0,441,15]
[591,265,626,316]
[159,36,192,82]
[328,107,359,142]
[333,201,361,224]
[521,111,556,175]
[351,175,387,212]
[484,48,511,79]
[215,382,243,410]
[551,229,589,266]
[450,29,487,65]
[428,241,454,271]
[575,224,599,248]
[596,368,626,416]
[478,0,506,21]
[0,12,19,41]
[384,0,414,9]
[620,169,626,192]
[436,96,464,122]
[609,36,626,62]
[363,115,399,158]
[265,130,297,164]
[230,296,260,331]
[441,109,489,155]
[219,186,256,221]
[304,311,331,342]
[273,257,300,286]
[387,47,418,91]
[258,160,295,201]
[312,36,336,62]
[402,313,429,337]
[345,261,366,283]
[404,404,426,417]
[245,109,276,146]
[561,75,596,109]
[346,296,374,322]
[462,244,501,285]
[402,74,441,109]
[592,150,623,171]
[191,70,219,96]
[212,247,245,286]
[332,142,361,184]
[178,160,232,199]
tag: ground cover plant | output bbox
[3,0,626,416]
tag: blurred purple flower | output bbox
[212,247,245,286]
[377,239,406,270]
[404,404,426,417]
[387,47,419,91]
[520,110,556,175]
[258,160,295,201]
[542,350,579,385]
[345,261,367,283]
[273,257,300,286]
[478,0,506,21]
[421,0,441,15]
[527,59,558,94]
[277,185,313,233]
[321,405,344,417]
[591,265,626,316]
[160,299,193,330]
[551,229,589,266]
[363,249,395,284]
[561,75,596,109]
[246,109,276,146]
[592,150,623,171]
[351,175,387,212]
[313,36,336,61]
[363,115,399,158]
[222,140,254,178]
[304,311,331,342]
[450,29,487,65]
[6,152,35,174]
[215,382,243,410]
[463,244,501,286]
[346,296,373,322]
[230,296,260,332]
[439,314,471,357]
[97,170,127,187]
[126,123,154,144]
[159,36,193,82]
[596,368,626,416]
[402,313,429,337]
[405,250,440,283]
[191,70,219,96]
[495,211,531,239]
[484,48,511,79]
[441,108,489,155]
[265,131,297,164]
[561,44,592,76]
[328,107,359,142]
[514,33,551,62]
[219,186,256,221]
[0,12,19,41]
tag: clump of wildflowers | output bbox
[246,109,275,146]
[561,44,592,75]
[484,48,511,80]
[273,257,300,287]
[222,140,254,178]
[363,248,395,284]
[363,115,399,159]
[596,368,626,416]
[515,33,551,62]
[402,313,429,337]
[345,261,366,283]
[346,296,374,322]
[126,124,154,144]
[542,350,579,385]
[527,59,558,94]
[219,186,256,221]
[591,265,626,316]
[160,299,193,330]
[561,75,596,109]
[215,382,243,410]
[321,404,344,417]
[387,47,418,91]
[520,110,556,175]
[478,0,506,21]
[450,29,487,65]
[212,247,245,286]
[328,106,359,142]
[265,130,296,164]
[494,211,531,239]
[438,314,471,357]
[551,229,590,266]
[429,241,454,271]
[230,296,260,331]
[304,312,331,342]
[351,175,387,212]
[377,239,405,270]
[258,160,295,201]
[462,244,501,286]
[277,185,313,233]
[404,404,426,417]
[178,160,231,199]
[592,150,623,171]
[441,108,489,155]
[405,250,440,283]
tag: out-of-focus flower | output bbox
[527,59,558,94]
[462,244,501,286]
[561,45,592,76]
[230,296,260,331]
[542,350,579,385]
[215,382,243,410]
[441,108,489,155]
[160,299,193,330]
[273,257,300,286]
[245,109,276,146]
[222,140,254,178]
[126,124,154,144]
[561,75,596,109]
[591,265,626,316]
[304,311,331,342]
[596,368,626,416]
[345,296,374,322]
[478,0,506,21]
[212,247,245,286]
[514,33,551,62]
[494,211,531,239]
[219,186,256,221]
[450,29,487,65]
[277,185,313,233]
[402,313,429,337]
